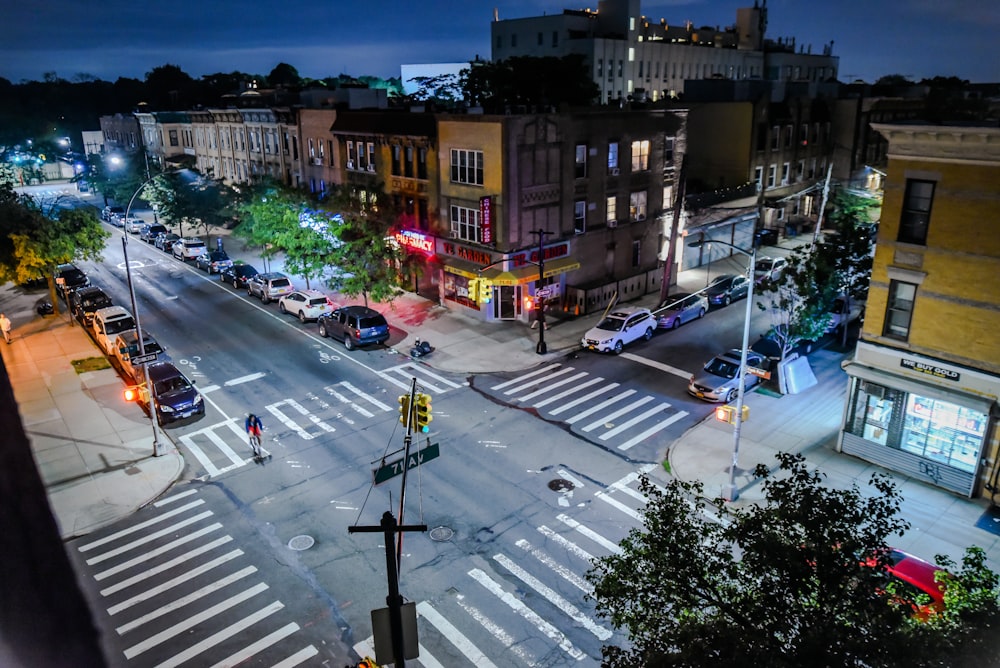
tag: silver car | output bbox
[656,292,708,329]
[687,349,766,403]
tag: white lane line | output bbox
[376,372,412,391]
[123,583,269,659]
[515,538,594,595]
[151,600,284,668]
[338,381,393,411]
[490,364,561,391]
[79,499,205,552]
[598,403,669,440]
[565,389,637,425]
[86,510,213,565]
[208,622,301,668]
[504,366,577,396]
[177,435,223,477]
[454,594,537,665]
[270,645,320,668]
[204,424,248,467]
[224,372,267,386]
[101,539,237,599]
[515,371,590,402]
[581,395,654,432]
[325,385,374,418]
[267,399,333,439]
[549,382,621,416]
[493,553,611,640]
[533,376,604,409]
[407,365,463,390]
[595,491,642,521]
[537,525,596,563]
[619,352,692,379]
[468,568,587,661]
[116,566,258,633]
[95,523,223,581]
[417,601,498,668]
[557,514,623,555]
[557,469,585,490]
[198,384,220,393]
[617,411,689,451]
[153,489,197,507]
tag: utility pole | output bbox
[811,162,834,246]
[530,229,549,354]
[659,157,686,305]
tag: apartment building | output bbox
[838,122,1000,498]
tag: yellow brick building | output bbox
[838,123,1000,497]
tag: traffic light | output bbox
[524,295,534,312]
[467,278,479,302]
[123,386,139,402]
[398,394,411,427]
[714,404,750,424]
[479,280,492,303]
[414,393,433,433]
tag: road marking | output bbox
[468,568,587,661]
[504,366,578,396]
[224,372,267,386]
[619,352,692,379]
[153,489,197,506]
[515,370,589,402]
[101,540,238,599]
[595,491,642,521]
[85,510,214,566]
[150,600,284,668]
[270,645,320,668]
[557,514,622,555]
[78,499,205,552]
[617,411,689,451]
[549,382,621,416]
[454,595,536,665]
[417,601,498,668]
[515,538,594,595]
[557,469,585,490]
[177,435,224,477]
[338,381,394,411]
[492,553,611,640]
[490,364,561,391]
[581,395,654,432]
[598,403,670,440]
[208,622,302,668]
[95,523,223,581]
[565,389,636,425]
[267,399,332,439]
[107,546,244,613]
[537,525,596,563]
[533,376,604,409]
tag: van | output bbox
[91,306,136,356]
[112,330,164,381]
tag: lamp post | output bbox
[123,177,165,457]
[530,229,549,355]
[688,237,756,502]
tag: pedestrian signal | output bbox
[398,394,411,427]
[714,404,749,424]
[123,386,139,402]
[414,393,433,433]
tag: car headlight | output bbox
[160,404,175,413]
[193,394,203,406]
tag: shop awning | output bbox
[843,362,997,416]
[443,259,485,279]
[481,257,581,286]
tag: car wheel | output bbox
[671,318,680,330]
[698,308,706,319]
[724,295,731,306]
[643,327,653,341]
[247,286,254,297]
[298,311,307,323]
[318,322,328,337]
[279,302,287,313]
[344,336,356,351]
[726,389,738,403]
[261,293,269,304]
[613,340,623,354]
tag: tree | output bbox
[267,63,301,89]
[586,453,1000,667]
[755,247,835,360]
[144,170,236,241]
[461,55,600,112]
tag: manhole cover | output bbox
[548,478,575,492]
[429,526,454,542]
[288,535,315,551]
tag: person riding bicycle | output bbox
[245,413,264,456]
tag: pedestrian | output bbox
[0,313,11,344]
[216,237,224,252]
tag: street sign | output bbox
[747,366,771,379]
[130,352,158,365]
[535,287,551,298]
[373,443,440,485]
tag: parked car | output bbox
[882,548,947,620]
[687,348,766,403]
[581,306,655,354]
[246,271,293,304]
[172,237,206,261]
[111,330,164,381]
[123,216,146,234]
[657,292,708,330]
[91,306,136,356]
[54,263,90,300]
[102,206,124,222]
[705,274,750,307]
[754,256,787,284]
[317,305,390,350]
[279,289,334,322]
[194,250,234,274]
[826,296,866,332]
[68,285,112,326]
[220,263,259,290]
[155,232,180,252]
[109,212,125,227]
[140,224,168,243]
[141,362,204,426]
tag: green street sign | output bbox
[373,443,440,485]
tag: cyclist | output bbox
[245,412,264,457]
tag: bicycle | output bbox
[248,429,262,458]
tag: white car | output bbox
[753,256,787,284]
[278,289,334,322]
[172,237,207,261]
[580,306,656,354]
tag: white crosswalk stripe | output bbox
[381,362,464,393]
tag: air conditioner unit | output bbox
[312,158,323,166]
[367,164,376,172]
[607,220,618,228]
[346,160,355,169]
[610,168,620,176]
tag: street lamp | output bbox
[123,177,166,457]
[687,237,757,502]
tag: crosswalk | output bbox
[182,363,463,477]
[489,364,690,451]
[353,463,662,667]
[74,488,320,667]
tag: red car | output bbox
[883,548,947,619]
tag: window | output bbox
[417,147,428,180]
[450,205,481,242]
[754,166,763,189]
[597,59,603,78]
[451,149,484,185]
[632,240,641,267]
[168,129,179,147]
[796,160,804,180]
[784,125,793,148]
[664,136,674,165]
[367,143,375,170]
[767,165,776,188]
[771,125,779,151]
[511,34,517,47]
[537,32,543,46]
[575,144,588,178]
[899,179,935,245]
[630,191,647,221]
[574,200,586,234]
[606,196,617,223]
[404,146,414,178]
[781,162,790,185]
[608,141,619,172]
[391,145,401,175]
[347,141,355,168]
[552,31,558,47]
[884,281,917,340]
[630,140,649,171]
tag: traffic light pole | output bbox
[397,378,418,571]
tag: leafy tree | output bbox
[755,246,835,360]
[144,170,236,241]
[267,63,301,88]
[586,453,1000,667]
[461,55,600,112]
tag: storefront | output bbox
[394,229,439,300]
[839,342,999,497]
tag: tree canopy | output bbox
[586,453,1000,667]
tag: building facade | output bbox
[838,123,1000,498]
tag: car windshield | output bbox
[271,278,291,288]
[106,318,136,335]
[307,297,327,306]
[754,260,772,272]
[210,252,228,260]
[705,357,739,379]
[358,316,385,329]
[154,376,190,395]
[237,266,257,276]
[596,316,627,332]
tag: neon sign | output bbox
[395,230,434,255]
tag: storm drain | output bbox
[548,478,575,492]
[429,526,454,542]
[288,534,315,551]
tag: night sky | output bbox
[1,0,995,85]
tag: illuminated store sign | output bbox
[395,230,434,255]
